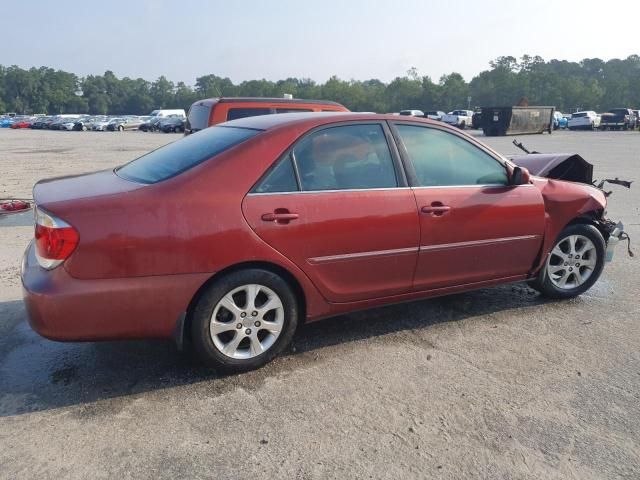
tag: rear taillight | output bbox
[34,207,79,270]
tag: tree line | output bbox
[0,55,639,116]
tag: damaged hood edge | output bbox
[507,153,594,184]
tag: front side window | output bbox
[395,125,508,187]
[227,108,272,121]
[292,124,398,191]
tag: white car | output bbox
[567,111,600,130]
[423,110,446,121]
[91,119,111,131]
[441,110,474,129]
[399,109,424,117]
[60,120,78,131]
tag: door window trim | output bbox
[388,121,510,188]
[248,120,409,195]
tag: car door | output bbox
[242,122,420,303]
[390,122,546,291]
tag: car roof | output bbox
[193,97,345,108]
[219,112,444,131]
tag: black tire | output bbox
[459,121,466,130]
[528,224,606,299]
[118,125,124,132]
[191,269,299,372]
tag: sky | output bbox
[2,0,639,84]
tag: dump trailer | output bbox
[481,106,555,136]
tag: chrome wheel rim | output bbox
[210,284,284,360]
[547,234,597,289]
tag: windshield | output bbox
[116,126,260,184]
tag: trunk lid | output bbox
[33,169,144,208]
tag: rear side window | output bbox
[396,125,508,187]
[116,126,259,184]
[293,124,398,191]
[253,156,299,193]
[227,108,272,120]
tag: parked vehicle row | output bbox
[397,106,640,133]
[1,108,187,133]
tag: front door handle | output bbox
[261,209,299,224]
[421,203,451,217]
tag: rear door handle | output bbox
[421,203,451,217]
[261,210,299,224]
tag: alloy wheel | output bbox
[210,284,284,359]
[546,234,597,289]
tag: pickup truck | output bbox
[441,110,474,129]
[599,108,637,130]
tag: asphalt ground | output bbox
[0,127,638,479]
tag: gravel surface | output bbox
[0,128,638,479]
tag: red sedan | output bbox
[10,118,34,129]
[21,113,625,372]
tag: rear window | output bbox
[187,104,212,130]
[607,109,627,115]
[116,126,260,184]
[227,108,272,120]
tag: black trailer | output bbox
[481,106,555,136]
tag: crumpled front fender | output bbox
[531,177,607,275]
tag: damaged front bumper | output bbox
[602,220,631,262]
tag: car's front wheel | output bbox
[529,224,605,299]
[191,269,299,372]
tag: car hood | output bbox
[507,153,593,184]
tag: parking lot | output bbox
[0,128,639,479]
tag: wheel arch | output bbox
[180,261,307,348]
[565,210,610,240]
[531,208,606,277]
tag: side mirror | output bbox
[511,166,531,185]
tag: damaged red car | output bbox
[21,113,626,372]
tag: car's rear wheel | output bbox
[191,269,299,372]
[529,224,605,299]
